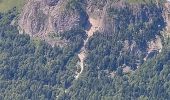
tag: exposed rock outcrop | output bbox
[18,0,88,45]
[18,0,166,72]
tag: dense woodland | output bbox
[86,3,165,70]
[0,2,170,100]
[0,8,85,99]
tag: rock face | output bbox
[18,0,167,71]
[18,0,88,45]
[19,0,165,50]
[19,0,111,37]
[17,1,126,35]
[164,1,170,32]
[19,0,165,34]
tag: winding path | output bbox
[75,18,101,79]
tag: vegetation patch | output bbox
[0,0,25,12]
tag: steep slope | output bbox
[18,0,88,46]
[18,0,166,73]
[75,17,102,79]
[1,0,170,100]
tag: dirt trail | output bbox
[75,18,101,79]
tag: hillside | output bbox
[0,0,170,100]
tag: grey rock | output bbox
[18,0,88,45]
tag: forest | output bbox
[0,2,170,100]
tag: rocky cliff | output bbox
[18,0,88,46]
[18,0,167,71]
[19,0,166,39]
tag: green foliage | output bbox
[86,3,165,71]
[0,0,25,12]
[66,38,170,99]
[0,9,85,100]
[0,3,169,100]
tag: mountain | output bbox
[19,0,165,71]
[0,0,170,100]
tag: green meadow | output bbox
[0,0,25,12]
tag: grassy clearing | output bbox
[0,0,25,12]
